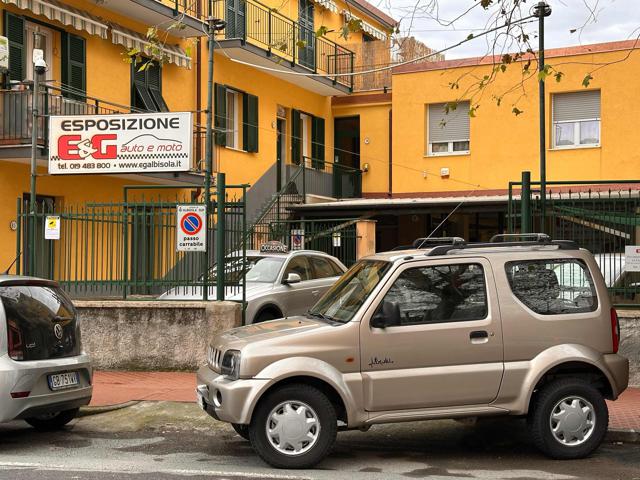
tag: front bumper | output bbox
[196,365,269,425]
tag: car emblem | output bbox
[54,323,63,340]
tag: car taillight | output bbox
[7,320,24,361]
[610,307,620,354]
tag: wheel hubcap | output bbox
[266,400,320,456]
[549,396,596,446]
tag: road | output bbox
[0,401,638,480]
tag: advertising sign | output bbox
[625,246,640,272]
[176,205,206,252]
[48,112,192,175]
[44,216,61,240]
[291,229,305,250]
[0,36,8,72]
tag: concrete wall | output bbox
[76,301,242,371]
[619,312,640,387]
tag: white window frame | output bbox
[552,118,600,150]
[225,89,240,150]
[427,140,470,157]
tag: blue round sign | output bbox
[180,212,203,236]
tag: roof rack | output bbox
[413,237,466,249]
[426,234,579,257]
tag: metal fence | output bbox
[15,184,248,302]
[508,179,640,306]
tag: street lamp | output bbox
[533,1,551,233]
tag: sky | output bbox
[374,0,640,59]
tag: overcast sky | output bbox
[375,0,640,59]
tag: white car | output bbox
[160,246,347,324]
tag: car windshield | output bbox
[309,260,391,323]
[204,256,286,284]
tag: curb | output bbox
[78,401,140,417]
[606,429,640,444]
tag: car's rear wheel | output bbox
[528,378,608,459]
[249,384,337,469]
[232,423,250,441]
[25,408,80,431]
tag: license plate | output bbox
[48,372,79,391]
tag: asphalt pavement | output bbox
[0,401,638,480]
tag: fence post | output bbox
[521,171,531,234]
[16,198,22,275]
[356,219,376,260]
[268,8,272,55]
[333,43,338,85]
[216,172,226,301]
[301,160,306,203]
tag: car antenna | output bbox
[2,251,21,275]
[415,190,477,249]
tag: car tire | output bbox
[254,310,278,324]
[232,423,250,441]
[528,378,608,459]
[25,408,80,431]
[249,384,337,469]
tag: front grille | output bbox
[207,345,222,372]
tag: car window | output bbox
[310,256,340,279]
[379,263,488,325]
[284,256,312,281]
[505,259,597,315]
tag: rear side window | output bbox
[309,256,341,279]
[1,285,80,361]
[505,259,597,315]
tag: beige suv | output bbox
[196,235,629,469]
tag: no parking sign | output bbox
[177,205,206,252]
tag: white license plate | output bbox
[48,372,79,391]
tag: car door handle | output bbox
[469,330,489,344]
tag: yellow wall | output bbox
[388,47,640,195]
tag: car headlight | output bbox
[220,350,241,380]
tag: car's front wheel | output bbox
[249,384,337,469]
[25,408,80,431]
[528,378,608,459]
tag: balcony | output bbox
[212,0,355,95]
[0,83,205,184]
[98,0,207,37]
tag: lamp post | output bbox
[29,32,47,276]
[534,1,551,233]
[203,16,226,301]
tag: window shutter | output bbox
[243,93,259,153]
[428,101,470,143]
[553,91,600,122]
[291,109,302,165]
[62,32,86,100]
[132,61,156,111]
[147,63,169,112]
[311,116,325,169]
[214,83,227,146]
[5,12,25,82]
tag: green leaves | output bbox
[480,0,494,8]
[340,18,363,40]
[537,64,552,82]
[582,73,594,87]
[315,26,330,38]
[512,107,524,116]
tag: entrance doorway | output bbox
[334,116,360,198]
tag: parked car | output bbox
[0,276,92,430]
[160,244,347,324]
[196,234,628,468]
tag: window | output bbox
[284,256,312,281]
[309,256,341,279]
[380,263,487,325]
[506,259,597,315]
[226,89,240,148]
[132,59,169,112]
[427,101,470,155]
[552,91,600,148]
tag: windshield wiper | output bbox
[306,310,339,323]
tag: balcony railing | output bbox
[212,0,355,90]
[0,83,206,173]
[289,156,362,199]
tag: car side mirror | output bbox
[370,300,401,329]
[283,273,302,285]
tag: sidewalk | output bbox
[89,371,640,433]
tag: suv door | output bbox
[359,257,504,411]
[278,255,317,316]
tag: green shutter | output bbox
[243,93,258,153]
[147,63,169,112]
[62,32,86,100]
[131,61,156,111]
[4,12,25,82]
[311,116,325,169]
[291,109,301,165]
[214,83,227,146]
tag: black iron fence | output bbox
[212,0,355,89]
[508,179,640,306]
